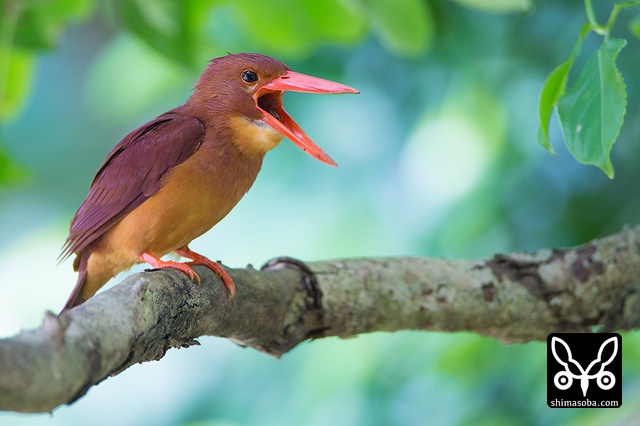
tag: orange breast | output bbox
[97,137,263,264]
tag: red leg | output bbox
[176,246,236,297]
[139,251,201,284]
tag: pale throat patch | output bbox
[228,116,284,156]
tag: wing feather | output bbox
[60,111,205,260]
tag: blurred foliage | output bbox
[0,0,92,118]
[2,0,640,425]
[117,0,434,65]
[450,0,533,13]
[2,0,640,180]
[0,136,28,184]
[0,0,93,184]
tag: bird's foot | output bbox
[176,247,236,298]
[139,251,201,284]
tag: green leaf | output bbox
[537,61,572,154]
[13,0,94,50]
[0,142,29,186]
[537,24,589,154]
[556,38,627,178]
[0,47,34,119]
[13,12,60,50]
[230,0,367,56]
[118,0,203,68]
[364,0,434,56]
[617,1,640,7]
[630,13,640,38]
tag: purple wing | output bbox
[60,111,205,260]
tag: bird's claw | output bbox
[140,251,201,284]
[176,247,236,298]
[185,260,235,297]
[141,250,234,297]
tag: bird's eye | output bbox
[242,70,258,83]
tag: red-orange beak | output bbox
[254,71,359,167]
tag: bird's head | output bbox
[193,53,358,166]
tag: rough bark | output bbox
[2,226,640,413]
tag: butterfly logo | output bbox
[551,336,617,397]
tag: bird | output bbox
[60,52,358,311]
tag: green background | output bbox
[1,0,639,424]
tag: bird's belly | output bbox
[101,154,257,262]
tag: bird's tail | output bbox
[61,251,89,311]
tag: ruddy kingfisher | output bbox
[60,53,358,310]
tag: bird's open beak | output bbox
[254,71,359,167]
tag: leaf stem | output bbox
[604,1,640,41]
[604,4,622,41]
[584,0,605,35]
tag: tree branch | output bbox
[2,225,640,413]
